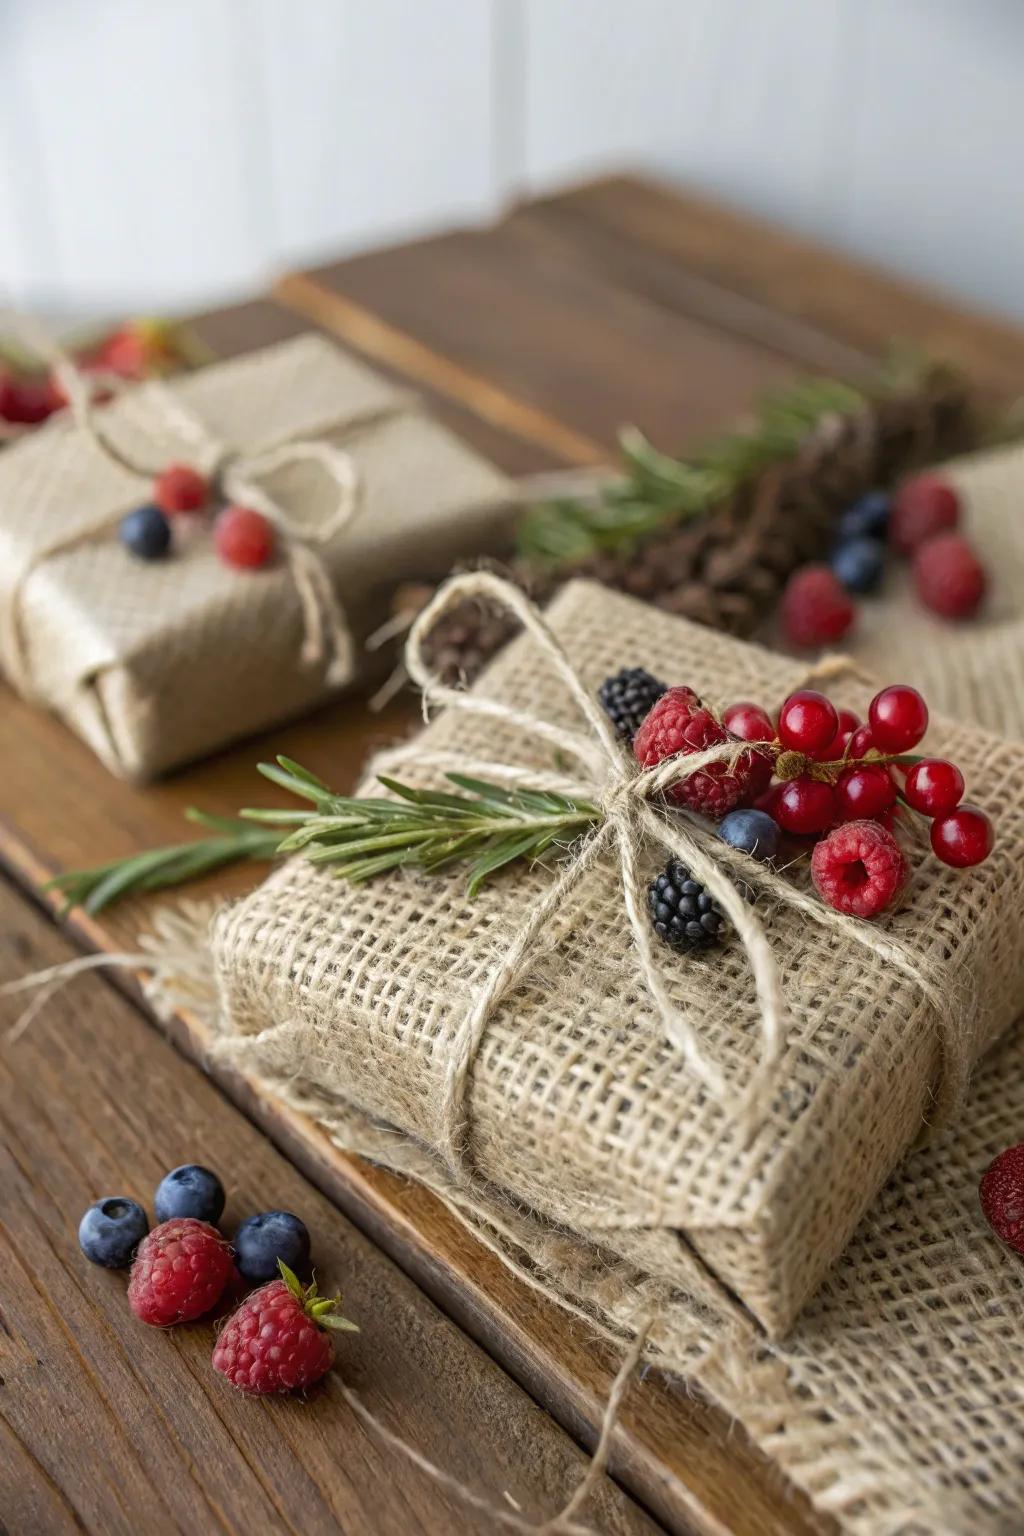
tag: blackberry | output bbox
[647,859,726,951]
[599,666,667,740]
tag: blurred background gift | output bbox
[1,0,1022,321]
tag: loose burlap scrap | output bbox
[211,579,1024,1337]
[0,334,512,780]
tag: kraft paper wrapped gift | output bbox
[0,334,513,779]
[206,578,1024,1338]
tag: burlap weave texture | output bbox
[211,580,1024,1337]
[0,334,512,779]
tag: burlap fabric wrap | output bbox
[0,334,512,780]
[209,579,1024,1343]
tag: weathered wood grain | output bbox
[0,879,660,1536]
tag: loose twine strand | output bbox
[0,311,409,697]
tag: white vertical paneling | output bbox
[519,0,852,239]
[2,0,267,311]
[257,0,501,265]
[838,0,1024,320]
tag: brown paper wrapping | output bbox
[0,335,513,779]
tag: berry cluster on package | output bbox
[0,335,512,779]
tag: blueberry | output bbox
[717,809,780,863]
[154,1164,225,1225]
[234,1210,311,1282]
[830,536,885,594]
[78,1197,149,1268]
[120,503,171,560]
[837,489,890,542]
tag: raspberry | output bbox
[780,564,855,649]
[153,463,209,516]
[912,532,987,619]
[128,1218,233,1326]
[633,686,766,818]
[213,1262,358,1395]
[889,472,959,554]
[811,820,908,918]
[214,505,275,570]
[980,1143,1024,1255]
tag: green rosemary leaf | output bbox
[466,831,545,898]
[256,759,330,803]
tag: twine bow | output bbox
[0,315,408,697]
[381,571,966,1178]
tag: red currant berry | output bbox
[846,724,875,760]
[868,685,928,754]
[214,506,275,570]
[930,804,993,868]
[778,690,839,756]
[774,776,837,836]
[153,462,209,515]
[889,473,959,555]
[903,759,964,818]
[723,701,775,743]
[835,763,896,822]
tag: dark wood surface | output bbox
[6,171,1021,1534]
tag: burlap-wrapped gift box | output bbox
[210,579,1024,1337]
[0,335,512,780]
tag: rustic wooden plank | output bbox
[0,680,828,1536]
[275,219,802,454]
[0,877,661,1536]
[533,174,1024,398]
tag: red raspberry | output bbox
[912,532,987,619]
[633,686,767,818]
[214,505,275,570]
[128,1218,233,1326]
[980,1143,1024,1255]
[889,472,959,554]
[811,819,908,918]
[154,462,209,515]
[780,565,856,649]
[213,1263,358,1395]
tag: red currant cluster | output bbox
[632,677,994,921]
[0,320,182,432]
[119,461,275,570]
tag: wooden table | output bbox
[3,174,1023,1536]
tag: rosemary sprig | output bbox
[47,757,601,914]
[516,355,951,567]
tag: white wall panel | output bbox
[256,0,500,264]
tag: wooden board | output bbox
[10,170,1016,1531]
[0,877,658,1536]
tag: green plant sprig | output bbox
[46,757,601,915]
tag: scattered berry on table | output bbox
[153,462,209,516]
[912,531,988,619]
[213,1261,358,1395]
[128,1218,234,1325]
[780,564,856,649]
[868,684,928,754]
[835,763,897,822]
[0,371,60,424]
[811,820,908,918]
[778,690,839,756]
[94,318,177,379]
[717,808,780,862]
[633,686,765,819]
[889,472,960,554]
[830,536,885,595]
[214,505,275,570]
[722,701,775,743]
[154,1164,225,1225]
[930,803,994,868]
[598,666,668,740]
[774,776,838,836]
[979,1143,1024,1255]
[647,859,727,951]
[837,489,890,542]
[120,503,172,561]
[903,758,964,818]
[78,1197,149,1269]
[234,1210,311,1283]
